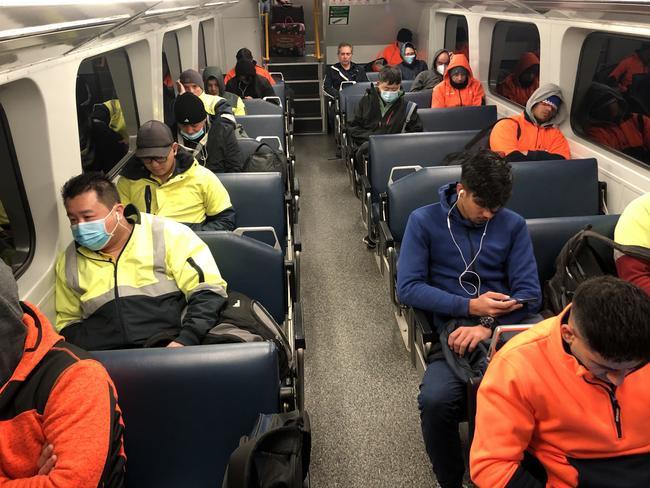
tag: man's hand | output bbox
[167,341,184,348]
[245,96,253,100]
[448,326,492,357]
[469,291,523,317]
[175,80,186,95]
[37,444,56,475]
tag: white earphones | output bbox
[447,189,489,297]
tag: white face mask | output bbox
[436,64,447,76]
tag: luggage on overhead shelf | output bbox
[269,6,306,57]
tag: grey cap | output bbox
[180,69,204,90]
[135,120,174,158]
[0,260,21,323]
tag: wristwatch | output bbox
[479,316,498,331]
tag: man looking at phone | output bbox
[397,149,542,488]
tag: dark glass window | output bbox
[488,22,540,107]
[199,22,208,71]
[163,31,183,134]
[444,15,469,60]
[572,33,650,166]
[75,48,139,176]
[0,104,34,275]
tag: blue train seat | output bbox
[401,80,414,91]
[236,114,285,153]
[403,89,432,108]
[366,72,379,82]
[93,343,280,488]
[418,106,497,132]
[242,98,284,115]
[271,81,286,108]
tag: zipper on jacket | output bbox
[584,378,623,438]
[145,185,152,213]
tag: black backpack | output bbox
[435,319,490,383]
[222,410,311,488]
[203,291,293,379]
[244,143,288,181]
[463,117,521,152]
[545,227,650,314]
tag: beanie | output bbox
[397,28,413,43]
[174,93,207,124]
[179,69,204,90]
[542,95,562,110]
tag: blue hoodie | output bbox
[397,183,541,330]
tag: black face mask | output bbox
[450,77,468,89]
[518,75,535,88]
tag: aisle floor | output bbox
[295,135,437,487]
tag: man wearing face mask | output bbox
[224,58,275,100]
[397,42,428,81]
[581,83,650,163]
[431,54,485,108]
[117,120,236,230]
[173,93,242,172]
[0,261,126,486]
[203,66,246,116]
[348,65,423,178]
[176,69,236,126]
[377,28,413,66]
[496,52,540,106]
[56,171,229,350]
[397,150,541,488]
[490,83,571,162]
[472,276,650,488]
[410,49,450,92]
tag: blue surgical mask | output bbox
[180,127,205,141]
[380,90,400,104]
[71,208,118,251]
[404,55,415,65]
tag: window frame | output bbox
[487,20,541,107]
[570,31,650,169]
[198,21,208,71]
[0,103,35,276]
[444,14,469,57]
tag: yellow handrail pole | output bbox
[263,12,270,62]
[313,0,322,60]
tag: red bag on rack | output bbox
[269,16,306,57]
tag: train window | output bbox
[444,15,469,60]
[199,22,208,72]
[571,33,650,167]
[163,31,183,133]
[488,21,540,107]
[76,48,139,176]
[0,104,34,275]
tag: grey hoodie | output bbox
[525,83,568,128]
[410,48,448,92]
[0,260,26,386]
[203,66,244,113]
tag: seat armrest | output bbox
[292,219,302,254]
[599,180,608,214]
[412,307,436,345]
[293,300,305,412]
[293,300,306,351]
[360,174,371,227]
[378,221,394,258]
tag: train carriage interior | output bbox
[1,0,650,487]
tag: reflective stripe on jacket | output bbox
[55,206,227,350]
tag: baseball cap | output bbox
[135,120,174,159]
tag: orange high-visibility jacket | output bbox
[377,43,403,66]
[490,112,571,160]
[609,52,650,93]
[224,64,276,86]
[430,54,484,108]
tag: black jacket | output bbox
[347,84,423,145]
[398,59,428,81]
[180,120,243,173]
[225,74,275,99]
[323,62,368,98]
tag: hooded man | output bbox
[117,120,236,231]
[397,42,428,81]
[202,66,246,116]
[224,47,276,86]
[581,82,650,162]
[490,83,571,162]
[225,58,275,100]
[430,54,485,108]
[377,28,413,66]
[0,261,126,486]
[496,51,540,106]
[173,92,242,173]
[177,68,236,125]
[397,150,541,488]
[609,42,650,94]
[410,49,450,92]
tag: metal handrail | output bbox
[313,0,322,60]
[263,12,270,62]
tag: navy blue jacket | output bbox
[397,184,541,330]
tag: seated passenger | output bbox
[430,54,485,108]
[224,48,276,86]
[614,192,650,295]
[582,83,650,162]
[608,42,650,94]
[117,120,236,230]
[323,42,368,100]
[377,28,413,66]
[174,93,242,173]
[410,49,450,92]
[490,83,571,162]
[56,172,228,351]
[0,260,126,486]
[471,276,650,488]
[496,51,540,106]
[177,69,236,125]
[396,149,542,488]
[202,66,246,116]
[397,42,428,81]
[225,59,275,100]
[347,65,423,179]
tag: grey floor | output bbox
[294,135,437,487]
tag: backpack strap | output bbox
[579,229,650,262]
[401,101,417,133]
